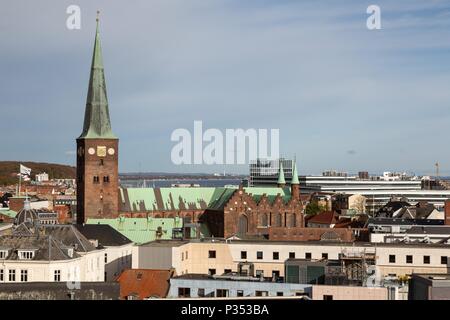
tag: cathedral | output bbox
[76,19,304,239]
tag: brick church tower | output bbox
[76,17,119,224]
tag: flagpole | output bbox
[19,170,22,197]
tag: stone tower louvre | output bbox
[76,18,119,224]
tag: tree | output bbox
[305,202,326,216]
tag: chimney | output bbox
[445,200,450,225]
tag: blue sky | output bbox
[1,0,450,175]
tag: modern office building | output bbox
[299,174,450,214]
[249,158,293,186]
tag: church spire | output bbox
[277,160,286,187]
[291,162,299,185]
[79,12,116,139]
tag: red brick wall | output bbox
[8,197,25,212]
[223,187,303,238]
[445,200,450,225]
[76,138,119,223]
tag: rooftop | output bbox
[117,269,173,299]
[140,238,450,249]
[119,186,294,213]
[76,224,132,247]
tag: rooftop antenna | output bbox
[435,162,440,181]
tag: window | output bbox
[406,255,413,264]
[103,176,110,183]
[181,252,184,261]
[100,159,104,166]
[277,292,284,296]
[257,251,263,260]
[389,255,396,263]
[208,250,216,259]
[54,270,61,282]
[272,270,280,279]
[305,252,312,259]
[237,290,244,297]
[178,288,191,298]
[441,256,448,265]
[273,252,279,260]
[289,252,295,259]
[20,270,28,282]
[104,253,108,263]
[19,251,34,260]
[198,288,205,297]
[9,269,15,282]
[274,214,282,227]
[322,253,328,260]
[185,251,188,260]
[208,269,216,276]
[224,269,232,274]
[216,289,228,297]
[0,269,3,281]
[93,176,100,183]
[255,291,268,297]
[424,256,430,264]
[323,295,333,300]
[241,251,247,259]
[0,250,7,259]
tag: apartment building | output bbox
[134,239,450,280]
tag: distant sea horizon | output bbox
[120,178,243,188]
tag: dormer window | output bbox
[18,250,35,260]
[0,250,9,259]
[66,248,74,258]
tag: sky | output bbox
[1,0,450,175]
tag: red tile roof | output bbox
[307,211,339,225]
[117,269,173,299]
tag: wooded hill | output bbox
[0,161,75,186]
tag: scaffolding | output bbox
[340,247,376,286]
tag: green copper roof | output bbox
[120,187,236,212]
[0,209,17,219]
[86,217,184,244]
[244,187,291,204]
[291,162,299,184]
[277,161,286,185]
[120,186,293,212]
[78,19,116,139]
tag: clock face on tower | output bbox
[97,146,107,157]
[88,147,95,155]
[108,147,115,155]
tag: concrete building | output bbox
[35,173,49,183]
[0,282,119,300]
[168,274,311,298]
[299,175,450,214]
[409,273,450,300]
[75,224,134,281]
[370,225,450,244]
[311,285,388,300]
[249,158,294,187]
[133,239,450,282]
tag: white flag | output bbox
[20,164,31,176]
